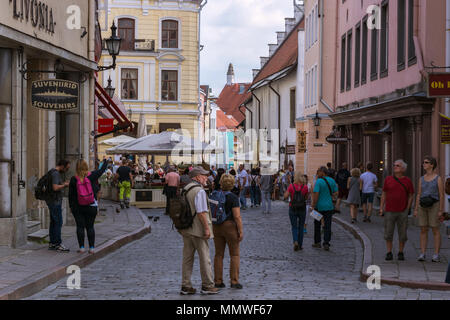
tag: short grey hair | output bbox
[395,159,407,170]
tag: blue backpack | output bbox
[209,190,231,225]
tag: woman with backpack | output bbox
[69,159,108,254]
[213,174,244,289]
[249,168,260,208]
[284,172,309,251]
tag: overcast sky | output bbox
[200,0,295,96]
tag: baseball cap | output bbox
[189,166,209,178]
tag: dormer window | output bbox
[162,20,179,48]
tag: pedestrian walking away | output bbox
[69,159,108,254]
[347,168,361,224]
[213,174,244,289]
[46,160,71,252]
[360,162,378,222]
[379,160,415,261]
[115,159,134,210]
[164,166,181,215]
[249,168,260,208]
[414,156,445,263]
[178,167,219,295]
[284,172,309,251]
[335,162,351,214]
[259,167,274,214]
[310,166,338,251]
[238,164,250,210]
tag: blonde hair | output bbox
[220,174,235,191]
[294,171,306,185]
[351,168,361,178]
[76,160,89,179]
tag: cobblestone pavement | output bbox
[28,201,450,300]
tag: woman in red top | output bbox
[284,172,309,251]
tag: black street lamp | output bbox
[313,111,321,139]
[98,22,122,71]
[280,146,286,154]
[105,76,115,98]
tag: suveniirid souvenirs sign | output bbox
[440,113,450,144]
[9,0,56,34]
[31,80,79,111]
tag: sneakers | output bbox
[180,287,196,295]
[312,243,322,249]
[293,242,300,251]
[200,287,219,295]
[385,252,393,261]
[215,283,225,289]
[55,244,70,252]
[363,216,368,222]
[417,253,426,262]
[398,252,405,261]
[351,218,357,224]
[88,247,95,254]
[77,247,86,253]
[304,228,307,234]
[432,254,440,263]
[48,243,57,251]
[323,243,330,251]
[367,217,371,223]
[231,283,243,289]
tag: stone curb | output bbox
[333,215,450,291]
[0,209,151,300]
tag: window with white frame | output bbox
[121,68,138,100]
[161,19,179,49]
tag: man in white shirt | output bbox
[238,164,249,210]
[360,162,378,222]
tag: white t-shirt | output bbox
[194,189,209,213]
[239,169,249,187]
[147,168,154,175]
[360,171,378,193]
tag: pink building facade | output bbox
[330,0,447,186]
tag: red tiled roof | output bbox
[216,109,239,131]
[252,19,304,85]
[216,83,252,124]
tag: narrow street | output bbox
[28,201,450,300]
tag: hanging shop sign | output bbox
[98,119,114,134]
[297,131,307,153]
[286,145,296,155]
[428,73,450,98]
[440,113,450,144]
[31,80,79,111]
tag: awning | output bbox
[95,80,133,138]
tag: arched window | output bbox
[118,18,135,51]
[161,20,178,48]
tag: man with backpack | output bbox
[115,159,134,210]
[176,167,219,295]
[45,160,71,252]
[310,166,338,251]
[284,172,309,251]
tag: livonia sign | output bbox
[31,80,79,111]
[9,0,56,34]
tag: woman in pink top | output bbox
[283,172,309,251]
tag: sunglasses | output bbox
[393,164,402,167]
[423,161,430,164]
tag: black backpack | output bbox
[35,169,56,201]
[291,184,307,210]
[250,175,256,187]
[169,184,201,230]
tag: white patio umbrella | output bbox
[98,135,136,146]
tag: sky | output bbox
[200,0,296,96]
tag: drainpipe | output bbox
[251,91,261,164]
[239,104,252,129]
[198,0,207,143]
[446,0,450,196]
[319,0,334,114]
[269,82,281,168]
[89,0,96,167]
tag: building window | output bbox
[361,15,368,85]
[159,123,181,133]
[118,18,135,51]
[315,4,319,42]
[380,1,389,78]
[161,70,178,101]
[290,88,296,128]
[340,35,346,92]
[305,72,309,107]
[305,17,309,49]
[121,68,138,100]
[162,20,179,49]
[370,28,378,81]
[408,0,416,66]
[397,0,406,71]
[355,22,361,87]
[346,29,352,91]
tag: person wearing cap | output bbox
[178,166,219,295]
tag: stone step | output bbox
[26,221,41,235]
[27,229,49,242]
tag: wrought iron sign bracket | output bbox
[19,60,89,83]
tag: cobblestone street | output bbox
[28,201,450,300]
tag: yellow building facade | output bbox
[97,0,203,161]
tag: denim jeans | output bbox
[262,191,272,213]
[314,210,334,245]
[250,186,260,206]
[289,206,307,247]
[239,187,249,208]
[47,203,63,246]
[446,262,450,284]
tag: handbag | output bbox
[419,196,439,208]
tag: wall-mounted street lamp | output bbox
[105,76,115,98]
[314,111,321,139]
[98,22,122,72]
[280,146,286,154]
